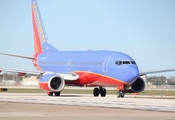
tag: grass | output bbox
[1,88,175,96]
[139,90,175,96]
[6,88,44,93]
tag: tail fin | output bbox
[31,0,58,54]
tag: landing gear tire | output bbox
[100,88,106,97]
[55,92,61,96]
[47,92,53,96]
[117,90,125,98]
[93,87,106,97]
[93,88,100,97]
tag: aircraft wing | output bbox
[0,67,79,81]
[59,73,79,81]
[139,68,175,76]
[0,67,41,74]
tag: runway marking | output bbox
[0,112,46,117]
[0,93,175,112]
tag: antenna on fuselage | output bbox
[82,47,85,51]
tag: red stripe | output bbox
[32,54,41,70]
[32,8,42,54]
[38,71,126,92]
[38,82,50,91]
[75,71,125,87]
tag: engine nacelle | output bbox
[39,73,65,92]
[125,77,145,93]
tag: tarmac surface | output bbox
[0,93,175,120]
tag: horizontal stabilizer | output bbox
[0,52,34,59]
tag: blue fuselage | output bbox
[36,50,139,85]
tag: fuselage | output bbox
[35,50,139,87]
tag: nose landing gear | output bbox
[47,92,61,96]
[117,90,125,98]
[117,85,125,98]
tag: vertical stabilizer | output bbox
[31,0,58,54]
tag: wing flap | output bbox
[43,71,79,81]
[58,73,79,81]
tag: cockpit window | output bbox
[115,60,136,65]
[122,61,131,64]
[131,61,136,64]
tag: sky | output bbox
[0,0,175,76]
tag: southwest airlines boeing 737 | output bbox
[0,0,175,98]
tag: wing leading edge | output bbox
[0,52,79,81]
[140,68,175,76]
[0,67,79,81]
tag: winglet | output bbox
[31,0,58,54]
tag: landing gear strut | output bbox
[93,87,106,97]
[117,90,125,98]
[47,92,61,96]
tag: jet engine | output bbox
[125,77,145,93]
[39,74,65,92]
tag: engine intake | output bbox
[50,77,64,90]
[39,74,65,92]
[125,77,145,93]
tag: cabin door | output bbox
[102,56,111,74]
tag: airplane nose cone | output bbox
[125,66,139,83]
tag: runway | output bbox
[0,93,175,120]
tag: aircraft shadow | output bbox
[55,94,87,97]
[0,93,89,97]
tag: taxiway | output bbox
[0,93,175,120]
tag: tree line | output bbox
[0,73,175,85]
[0,73,36,82]
[147,76,175,85]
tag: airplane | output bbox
[0,0,175,98]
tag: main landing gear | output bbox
[47,88,125,98]
[93,87,106,97]
[47,92,60,96]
